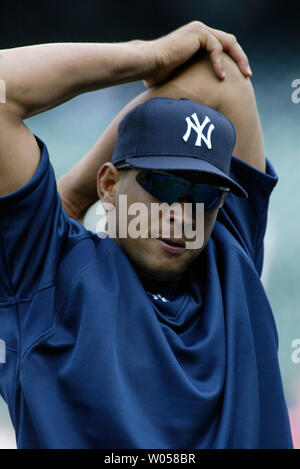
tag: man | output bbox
[0,22,293,448]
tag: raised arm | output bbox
[1,21,252,197]
[58,49,263,222]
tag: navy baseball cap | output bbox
[111,97,248,198]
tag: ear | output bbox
[97,163,120,206]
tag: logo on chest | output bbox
[147,292,169,303]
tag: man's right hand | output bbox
[142,21,252,87]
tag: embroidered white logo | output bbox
[147,292,169,303]
[183,113,215,149]
[0,339,6,364]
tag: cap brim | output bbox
[125,156,248,199]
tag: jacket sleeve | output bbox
[217,156,278,275]
[0,136,71,301]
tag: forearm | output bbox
[0,41,154,118]
[1,20,253,121]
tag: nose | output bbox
[168,195,196,230]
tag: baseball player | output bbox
[0,22,293,448]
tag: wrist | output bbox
[108,40,157,84]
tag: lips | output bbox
[155,238,186,254]
[160,238,186,247]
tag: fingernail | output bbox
[247,66,252,76]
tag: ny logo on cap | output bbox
[183,113,215,149]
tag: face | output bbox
[97,164,224,282]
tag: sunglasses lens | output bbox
[136,171,229,211]
[192,184,228,210]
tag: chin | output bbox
[131,253,189,282]
[119,237,201,281]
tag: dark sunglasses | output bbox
[115,163,230,211]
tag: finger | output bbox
[200,31,225,80]
[206,27,252,77]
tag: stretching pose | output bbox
[0,22,293,448]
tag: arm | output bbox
[1,21,252,196]
[58,50,264,222]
